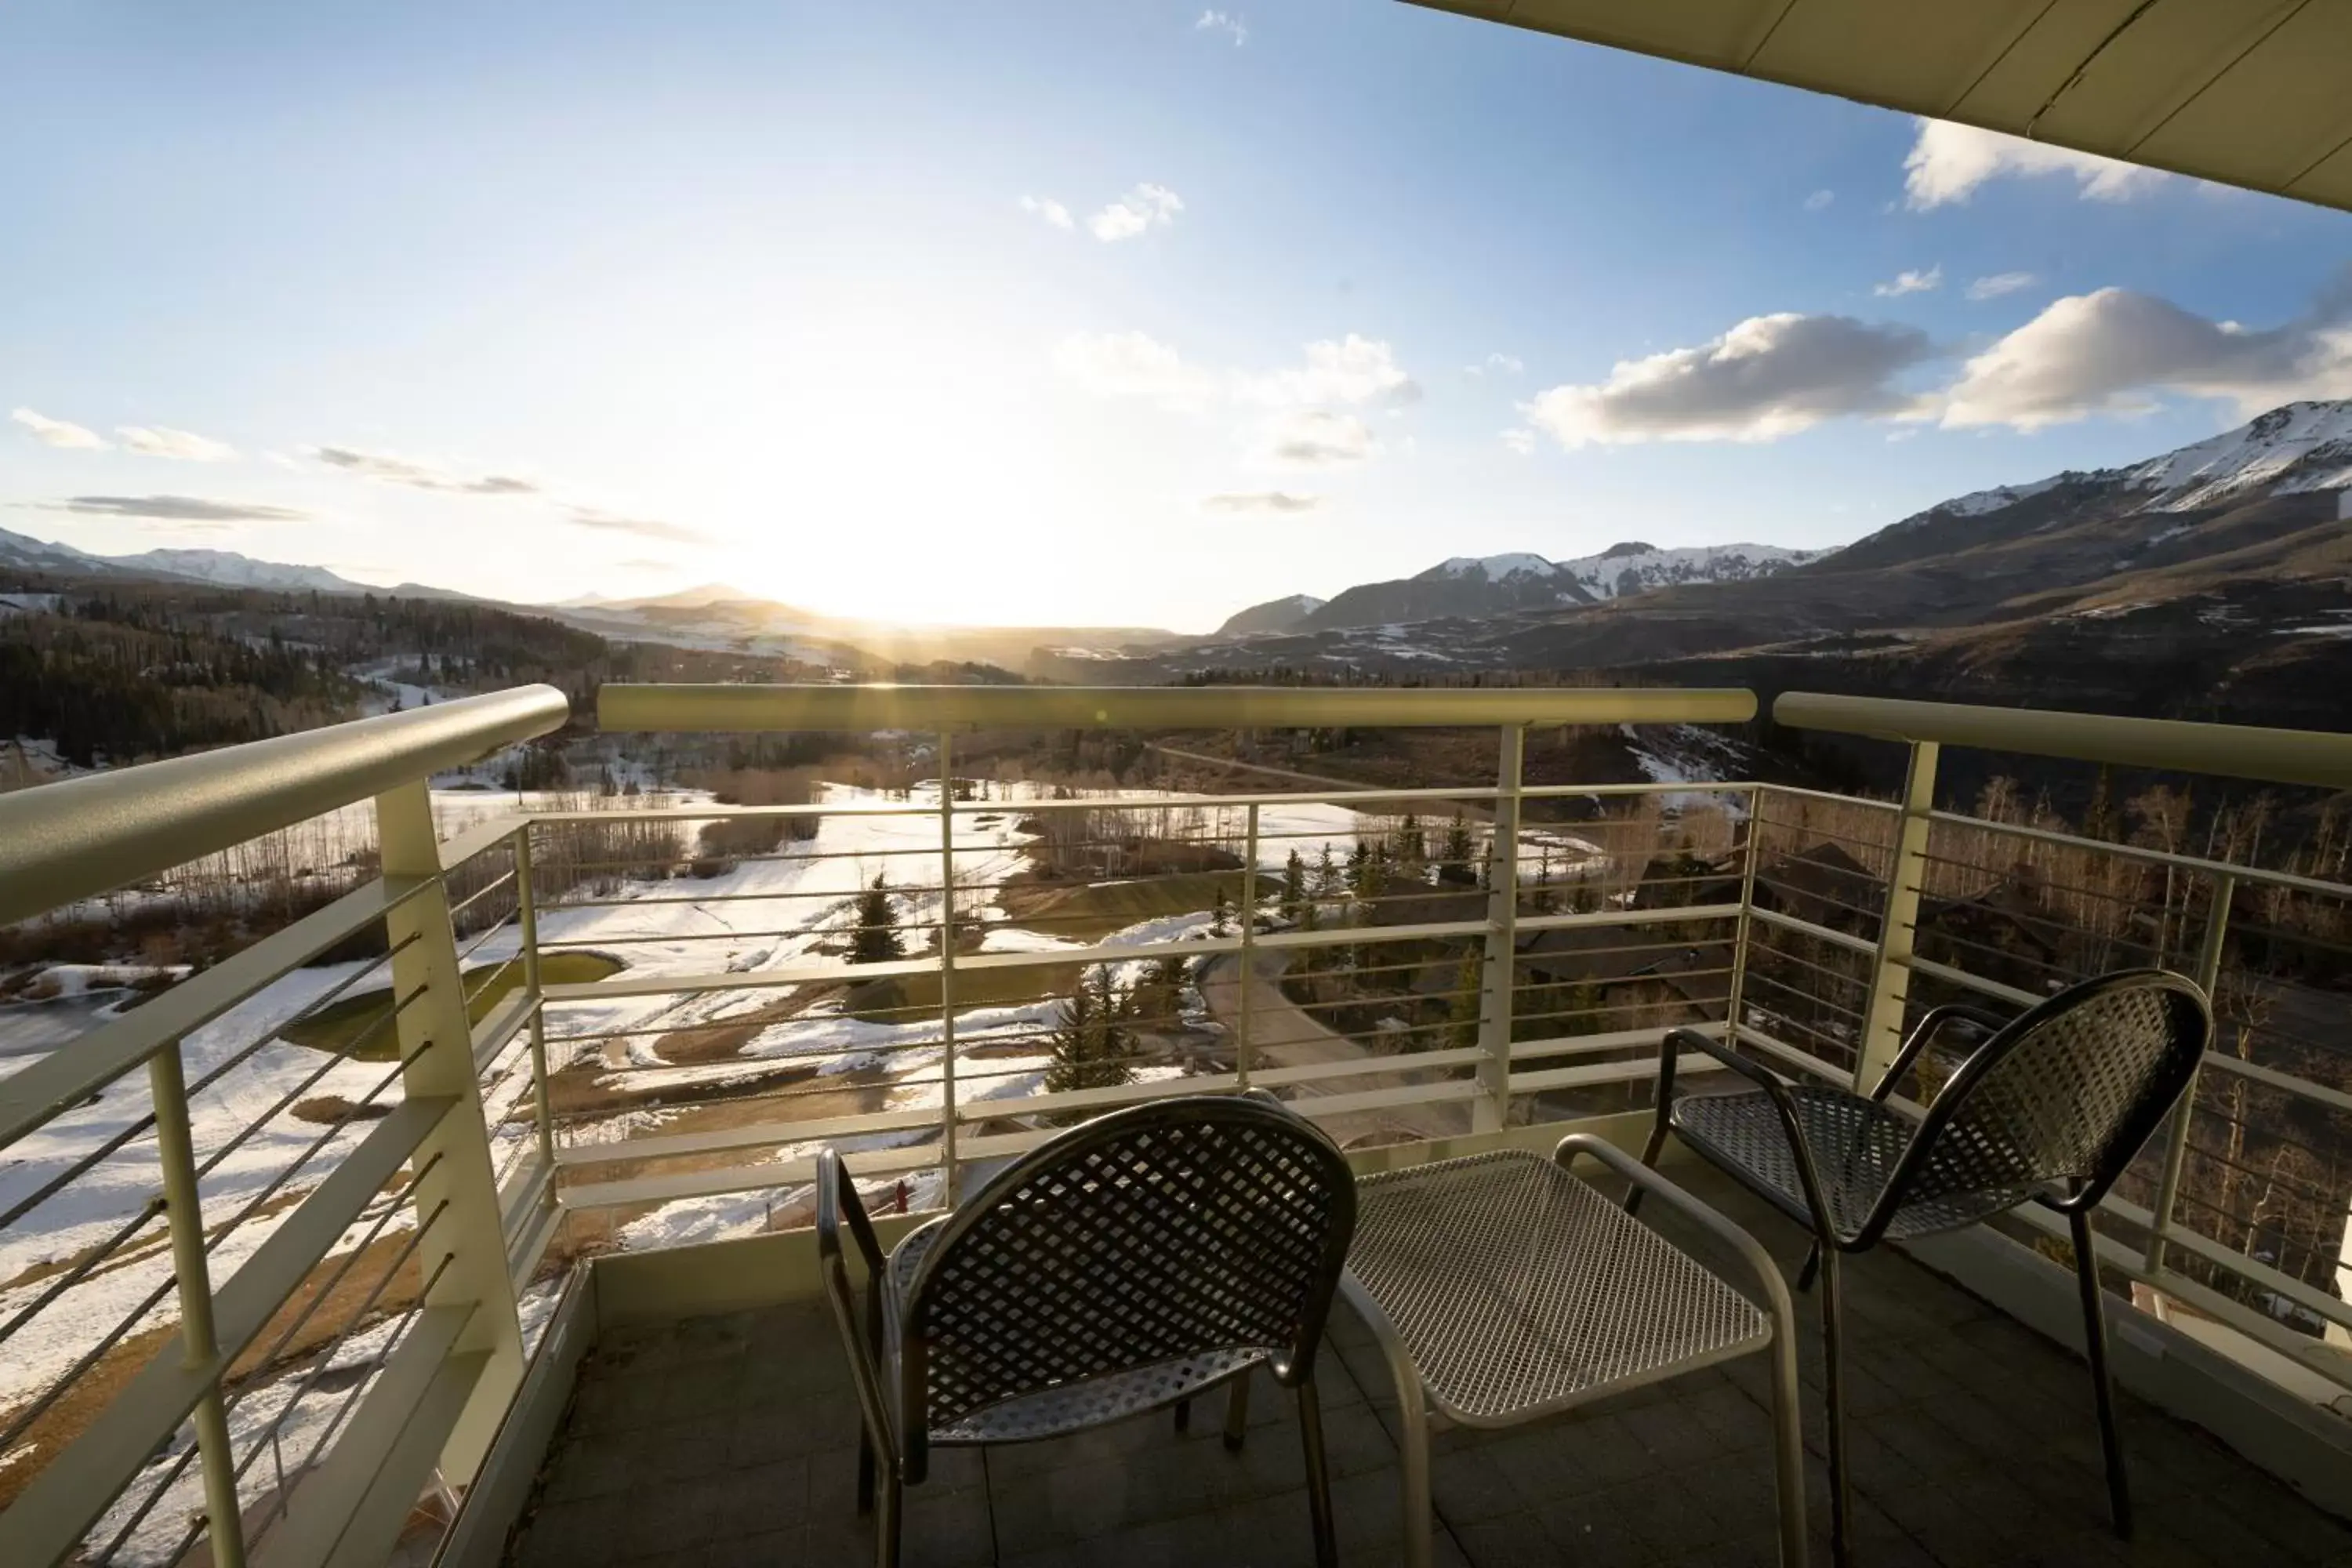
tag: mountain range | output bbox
[7,399,2351,727]
[1217,541,1823,636]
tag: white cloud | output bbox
[35,494,310,524]
[1203,491,1319,514]
[1053,331,1222,412]
[1088,183,1184,242]
[1500,428,1537,456]
[1803,189,1835,212]
[1463,352,1524,377]
[311,446,540,494]
[1903,119,2165,209]
[1873,265,1942,299]
[1965,271,2038,302]
[117,425,237,462]
[1939,286,2352,430]
[1520,312,1933,446]
[1196,9,1247,45]
[1019,194,1073,231]
[1241,334,1419,408]
[1266,410,1374,466]
[566,506,713,544]
[11,408,107,450]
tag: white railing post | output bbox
[147,1042,248,1568]
[374,779,526,1481]
[1857,740,1938,1091]
[1239,804,1258,1092]
[2147,870,2234,1272]
[514,826,556,1173]
[1722,784,1765,1044]
[936,732,960,1206]
[1475,726,1524,1133]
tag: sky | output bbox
[5,2,2352,633]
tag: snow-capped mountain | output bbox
[1884,400,2352,543]
[1552,541,1824,601]
[1225,540,1818,634]
[0,527,396,593]
[106,549,365,593]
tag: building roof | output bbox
[1410,0,2352,212]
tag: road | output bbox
[1195,948,1472,1147]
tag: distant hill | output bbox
[1218,593,1328,637]
[0,526,437,597]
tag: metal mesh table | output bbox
[1341,1138,1807,1567]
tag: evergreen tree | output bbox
[1315,842,1338,897]
[1279,849,1307,922]
[1392,813,1426,870]
[850,873,904,964]
[1345,841,1371,898]
[1045,967,1134,1098]
[1439,813,1475,881]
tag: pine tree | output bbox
[1346,841,1370,898]
[1315,842,1338,896]
[850,873,904,964]
[1279,849,1307,922]
[1439,813,1475,882]
[1045,967,1134,1099]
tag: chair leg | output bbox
[1174,1397,1191,1434]
[1223,1371,1251,1452]
[1818,1246,1853,1568]
[874,1467,902,1568]
[856,1429,875,1515]
[1796,1240,1820,1294]
[1297,1376,1338,1568]
[2071,1208,2133,1540]
[1624,1117,1671,1215]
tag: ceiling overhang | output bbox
[1406,0,2352,213]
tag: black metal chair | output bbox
[816,1094,1359,1568]
[1634,969,2210,1563]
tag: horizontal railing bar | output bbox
[1777,691,2352,792]
[1754,781,1904,813]
[470,988,539,1075]
[1248,1047,1486,1087]
[1920,808,2352,902]
[0,1094,456,1568]
[436,813,530,873]
[554,1105,948,1167]
[1746,904,1878,956]
[1733,1022,1853,1084]
[1508,1025,1699,1060]
[1288,1080,1485,1116]
[1509,1051,1721,1094]
[1515,901,1744,934]
[1907,955,2042,1009]
[599,682,1759,734]
[0,873,429,1153]
[2197,1050,2352,1115]
[0,687,565,927]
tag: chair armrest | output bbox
[1660,1028,1840,1248]
[1869,1004,2009,1104]
[817,1147,887,1279]
[815,1149,897,1464]
[1555,1134,1800,1335]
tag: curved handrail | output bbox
[599,682,1757,733]
[0,685,569,927]
[1773,691,2352,791]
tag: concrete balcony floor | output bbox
[503,1167,2352,1568]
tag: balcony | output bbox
[1,682,2349,1568]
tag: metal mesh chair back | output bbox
[902,1096,1356,1447]
[1906,970,2209,1216]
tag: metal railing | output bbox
[5,678,2352,1567]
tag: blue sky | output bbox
[5,1,2350,630]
